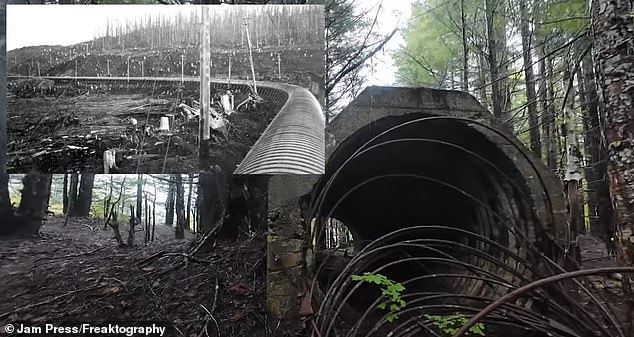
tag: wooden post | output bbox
[277,52,281,80]
[228,53,232,85]
[243,17,258,95]
[37,62,40,77]
[199,6,211,171]
[74,59,78,79]
[107,59,110,76]
[141,59,144,77]
[181,54,185,84]
[127,56,130,83]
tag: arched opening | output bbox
[309,113,553,336]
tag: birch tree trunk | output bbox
[563,63,584,242]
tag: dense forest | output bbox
[390,0,634,265]
[3,173,267,241]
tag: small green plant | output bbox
[351,272,406,322]
[424,313,486,336]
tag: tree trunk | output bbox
[477,50,489,111]
[127,205,136,248]
[152,202,156,241]
[136,174,143,225]
[199,173,228,233]
[186,173,193,229]
[563,63,584,242]
[544,56,559,171]
[592,0,634,268]
[485,0,505,127]
[67,173,79,216]
[585,53,615,239]
[537,44,549,165]
[0,5,10,220]
[519,0,540,157]
[62,174,69,214]
[144,194,149,244]
[75,174,95,217]
[175,174,186,239]
[460,0,468,92]
[17,172,52,236]
[580,54,614,237]
[165,178,176,226]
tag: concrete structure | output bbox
[266,86,572,330]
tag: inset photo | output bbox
[7,5,325,174]
[0,173,269,335]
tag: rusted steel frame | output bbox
[314,221,619,337]
[311,163,618,327]
[346,262,605,337]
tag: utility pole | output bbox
[107,59,110,77]
[228,53,232,85]
[199,6,211,171]
[243,17,258,95]
[277,52,281,80]
[181,54,185,84]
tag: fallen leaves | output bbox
[228,283,250,295]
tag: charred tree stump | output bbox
[75,174,95,217]
[127,205,136,248]
[14,172,52,237]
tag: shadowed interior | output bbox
[312,113,541,315]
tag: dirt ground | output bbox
[7,88,281,174]
[0,216,268,337]
[578,233,634,336]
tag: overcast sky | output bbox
[361,0,413,87]
[7,5,197,51]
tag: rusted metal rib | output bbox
[8,75,325,174]
[234,83,325,174]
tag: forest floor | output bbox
[7,90,280,174]
[578,233,634,335]
[0,215,268,337]
[6,46,321,174]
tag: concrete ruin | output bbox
[266,86,575,335]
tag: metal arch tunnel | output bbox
[312,86,567,246]
[265,86,621,337]
[7,75,326,174]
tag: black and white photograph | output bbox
[6,5,325,174]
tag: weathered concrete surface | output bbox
[267,175,319,324]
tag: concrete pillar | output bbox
[267,175,319,326]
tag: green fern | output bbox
[351,272,406,322]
